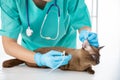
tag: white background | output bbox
[0,0,120,80]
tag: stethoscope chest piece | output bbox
[26,27,33,37]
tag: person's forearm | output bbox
[2,36,36,64]
[78,26,91,33]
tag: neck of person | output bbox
[33,0,47,9]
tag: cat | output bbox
[2,41,104,74]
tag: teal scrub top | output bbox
[0,0,91,51]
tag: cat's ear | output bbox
[82,40,90,49]
[98,46,104,50]
[82,40,93,52]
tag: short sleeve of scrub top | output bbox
[68,0,91,30]
[0,0,21,40]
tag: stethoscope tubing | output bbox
[47,0,60,17]
[26,0,60,40]
[26,0,30,27]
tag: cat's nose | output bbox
[96,60,100,64]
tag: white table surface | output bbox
[0,64,94,80]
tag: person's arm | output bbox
[78,26,91,33]
[2,36,72,69]
[67,0,99,47]
[2,36,36,63]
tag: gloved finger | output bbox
[84,32,90,39]
[61,54,72,65]
[64,54,72,61]
[53,56,63,61]
[53,54,71,62]
[88,33,97,40]
[51,58,69,68]
[80,36,89,42]
[48,50,63,56]
[50,55,72,68]
[89,42,99,47]
[80,33,89,40]
[88,39,98,43]
[88,37,99,47]
[80,38,85,42]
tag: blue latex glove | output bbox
[79,30,99,47]
[34,50,72,69]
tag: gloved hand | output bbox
[34,50,72,69]
[79,30,99,47]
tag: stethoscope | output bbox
[26,0,60,40]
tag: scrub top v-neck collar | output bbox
[30,0,53,12]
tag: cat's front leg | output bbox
[85,67,95,74]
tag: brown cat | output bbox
[2,41,103,74]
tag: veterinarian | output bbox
[0,0,99,69]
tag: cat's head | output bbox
[81,40,104,65]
